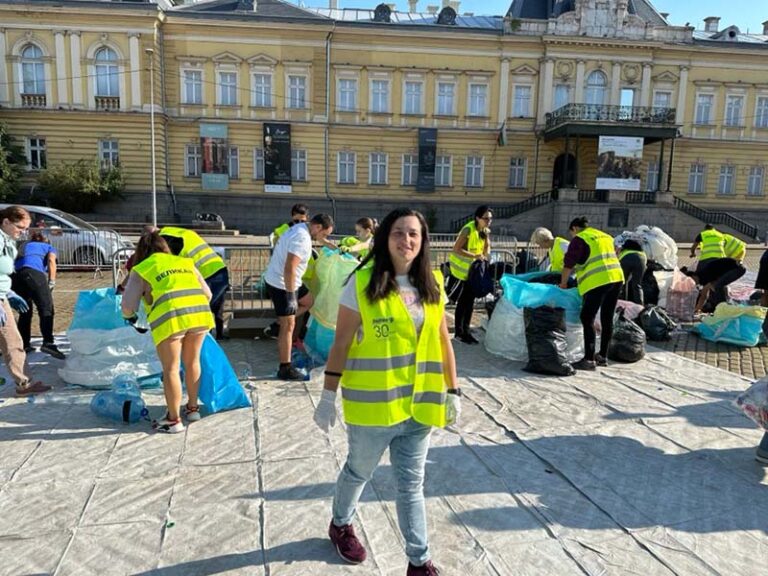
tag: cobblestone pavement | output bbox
[49,271,768,381]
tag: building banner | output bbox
[417,128,437,192]
[263,123,292,193]
[596,136,643,191]
[200,123,229,191]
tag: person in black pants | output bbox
[618,239,647,305]
[12,231,65,359]
[683,257,746,313]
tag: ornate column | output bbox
[70,31,83,107]
[129,33,141,110]
[0,29,8,105]
[676,65,689,128]
[538,57,555,124]
[574,59,585,103]
[610,61,622,106]
[54,30,68,106]
[497,57,510,123]
[640,62,652,107]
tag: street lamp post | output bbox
[145,47,157,228]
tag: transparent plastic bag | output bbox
[735,378,768,430]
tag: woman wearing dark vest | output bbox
[312,208,459,576]
[449,205,492,344]
[121,232,214,433]
[560,216,625,370]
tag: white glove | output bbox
[446,393,462,426]
[313,388,338,433]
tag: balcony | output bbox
[544,103,679,142]
[95,96,120,111]
[21,94,46,108]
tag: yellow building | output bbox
[2,0,767,237]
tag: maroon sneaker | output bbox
[407,560,441,575]
[328,521,367,564]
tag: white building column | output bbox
[497,58,510,124]
[640,62,652,107]
[537,57,554,124]
[676,65,689,128]
[574,59,585,103]
[129,33,141,110]
[70,31,83,107]
[610,61,621,105]
[54,30,68,106]
[0,29,8,105]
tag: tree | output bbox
[0,124,25,202]
[37,159,125,213]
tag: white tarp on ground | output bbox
[0,336,766,575]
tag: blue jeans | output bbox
[333,418,432,566]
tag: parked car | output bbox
[0,204,134,267]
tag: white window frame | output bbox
[512,85,532,117]
[467,82,488,117]
[26,137,46,171]
[228,146,239,179]
[287,75,307,109]
[436,80,456,116]
[695,93,714,125]
[435,155,452,187]
[688,163,705,194]
[725,94,744,127]
[185,144,201,177]
[291,149,307,182]
[553,84,571,110]
[217,70,238,106]
[181,69,203,105]
[369,78,390,114]
[253,148,264,180]
[99,139,119,169]
[403,80,424,115]
[21,44,45,95]
[748,166,765,196]
[402,153,418,185]
[337,151,356,184]
[252,73,272,108]
[508,157,527,189]
[465,156,484,188]
[94,47,119,97]
[756,96,768,129]
[337,78,358,112]
[718,165,735,195]
[646,160,659,191]
[652,90,672,109]
[585,70,607,106]
[369,152,388,185]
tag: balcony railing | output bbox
[626,191,658,204]
[21,94,46,108]
[95,96,120,111]
[546,104,676,131]
[578,189,608,203]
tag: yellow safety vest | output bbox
[574,227,625,296]
[132,253,214,346]
[449,221,485,281]
[699,229,725,262]
[723,234,746,261]
[549,236,569,272]
[341,267,447,428]
[340,236,370,260]
[272,222,290,244]
[160,227,226,280]
[619,249,645,261]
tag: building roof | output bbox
[173,0,328,20]
[306,7,503,31]
[506,0,668,27]
[693,28,768,46]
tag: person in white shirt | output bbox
[264,213,334,380]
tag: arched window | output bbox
[21,44,45,95]
[585,70,607,106]
[95,47,119,96]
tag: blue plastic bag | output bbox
[696,316,765,347]
[304,317,336,364]
[501,273,582,323]
[69,288,125,331]
[198,334,251,413]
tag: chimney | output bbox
[441,0,448,6]
[408,0,417,13]
[763,20,768,35]
[448,0,460,12]
[704,16,720,33]
[387,3,396,10]
[426,4,438,15]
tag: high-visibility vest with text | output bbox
[574,227,625,295]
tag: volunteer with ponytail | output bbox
[121,232,214,433]
[313,208,458,576]
[339,217,376,260]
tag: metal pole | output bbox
[146,48,157,228]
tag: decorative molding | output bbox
[653,71,679,83]
[212,51,244,65]
[511,64,538,76]
[246,53,278,67]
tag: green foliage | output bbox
[38,159,125,212]
[0,124,25,202]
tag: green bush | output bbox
[38,159,125,212]
[0,124,25,202]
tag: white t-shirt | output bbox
[340,274,425,335]
[264,223,312,290]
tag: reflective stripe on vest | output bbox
[699,229,725,262]
[574,228,625,296]
[160,227,226,280]
[449,222,484,281]
[723,234,746,261]
[133,252,215,346]
[619,249,645,261]
[549,237,569,272]
[341,267,447,428]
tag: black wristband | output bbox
[324,370,343,378]
[446,388,462,396]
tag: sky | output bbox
[292,0,759,33]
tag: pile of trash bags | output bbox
[614,225,678,271]
[695,303,767,347]
[608,308,646,363]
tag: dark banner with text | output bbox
[417,128,437,192]
[263,123,292,193]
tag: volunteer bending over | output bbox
[313,208,459,576]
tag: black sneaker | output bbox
[572,358,597,371]
[756,447,768,465]
[263,322,279,340]
[594,354,607,367]
[277,364,305,381]
[23,345,35,354]
[40,343,66,360]
[459,333,479,345]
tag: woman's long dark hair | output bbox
[133,231,171,265]
[473,205,492,241]
[357,208,440,305]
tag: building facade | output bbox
[2,0,768,235]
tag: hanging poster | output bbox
[417,128,437,192]
[596,136,643,191]
[263,123,292,193]
[200,123,229,191]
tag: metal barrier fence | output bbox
[30,226,131,272]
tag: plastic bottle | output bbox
[28,393,93,405]
[235,361,252,381]
[90,374,147,423]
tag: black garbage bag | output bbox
[607,308,646,363]
[641,268,660,306]
[523,306,575,376]
[469,259,494,298]
[528,273,562,285]
[516,249,540,274]
[637,305,676,341]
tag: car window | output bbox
[30,213,70,229]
